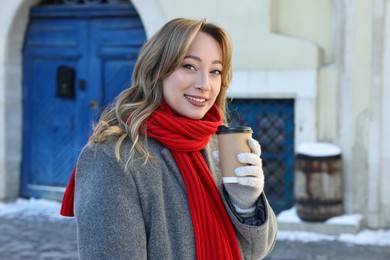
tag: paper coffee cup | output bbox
[216,125,253,183]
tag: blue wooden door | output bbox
[228,99,295,214]
[21,3,146,199]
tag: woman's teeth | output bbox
[186,96,206,102]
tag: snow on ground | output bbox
[1,198,390,246]
[277,207,390,246]
[0,198,63,222]
[277,229,390,246]
[278,207,364,227]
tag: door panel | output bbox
[102,60,135,104]
[89,16,143,108]
[22,17,84,199]
[30,60,78,187]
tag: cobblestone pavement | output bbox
[266,240,390,260]
[1,212,390,260]
[0,215,78,260]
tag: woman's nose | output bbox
[195,71,211,91]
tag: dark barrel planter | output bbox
[294,142,343,222]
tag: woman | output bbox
[61,18,277,259]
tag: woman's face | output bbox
[162,32,222,119]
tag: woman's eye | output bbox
[183,64,196,70]
[211,70,222,75]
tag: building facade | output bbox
[0,0,389,229]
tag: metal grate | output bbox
[228,99,295,214]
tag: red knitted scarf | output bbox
[60,104,241,259]
[146,103,241,260]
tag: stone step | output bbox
[277,207,364,235]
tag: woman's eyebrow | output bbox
[184,55,222,65]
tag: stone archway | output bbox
[0,0,40,201]
[130,0,167,38]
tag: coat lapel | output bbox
[160,148,187,193]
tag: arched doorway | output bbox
[21,0,146,200]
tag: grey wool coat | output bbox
[74,135,277,260]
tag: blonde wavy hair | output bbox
[92,18,233,162]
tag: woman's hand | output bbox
[214,138,264,212]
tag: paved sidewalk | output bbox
[1,211,390,260]
[266,240,390,260]
[0,215,78,260]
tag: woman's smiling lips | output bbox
[185,94,207,107]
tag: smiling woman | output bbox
[162,32,223,119]
[60,18,277,260]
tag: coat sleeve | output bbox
[222,192,278,260]
[204,136,278,259]
[74,142,147,260]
